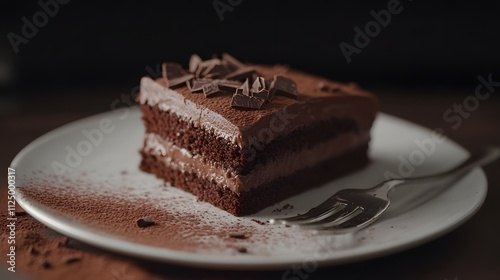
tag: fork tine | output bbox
[283,202,347,225]
[269,199,345,225]
[299,205,363,228]
[319,207,385,232]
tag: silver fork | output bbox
[270,147,500,233]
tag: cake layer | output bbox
[142,131,369,193]
[140,103,361,174]
[140,143,369,216]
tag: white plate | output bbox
[13,108,487,270]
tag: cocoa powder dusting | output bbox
[2,173,321,279]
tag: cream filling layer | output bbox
[139,77,240,143]
[144,132,369,193]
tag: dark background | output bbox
[1,2,500,279]
[1,0,499,98]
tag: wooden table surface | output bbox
[1,87,499,280]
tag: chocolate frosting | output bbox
[144,132,369,193]
[139,65,378,148]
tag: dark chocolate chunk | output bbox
[269,75,298,99]
[225,67,256,82]
[202,83,221,97]
[251,77,266,93]
[136,217,155,228]
[264,79,272,89]
[197,58,221,77]
[161,63,169,87]
[217,79,241,93]
[163,63,186,79]
[236,79,250,95]
[203,63,231,79]
[189,54,202,73]
[231,93,265,109]
[190,79,213,92]
[168,74,194,88]
[228,232,247,239]
[251,77,268,101]
[252,89,269,101]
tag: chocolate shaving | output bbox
[204,63,231,79]
[190,79,213,92]
[250,77,269,101]
[225,67,256,82]
[202,83,221,97]
[236,79,250,95]
[189,54,202,73]
[222,52,246,70]
[318,82,340,93]
[136,217,155,228]
[163,63,192,88]
[231,93,265,109]
[251,77,265,93]
[269,75,298,100]
[159,53,301,109]
[163,63,186,79]
[196,58,221,78]
[162,63,169,87]
[217,79,241,93]
[168,74,194,88]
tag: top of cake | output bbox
[138,54,378,148]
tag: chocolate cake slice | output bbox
[137,54,378,216]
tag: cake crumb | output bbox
[237,247,247,253]
[28,245,39,256]
[136,217,155,228]
[272,203,294,213]
[40,260,52,269]
[228,232,247,239]
[251,219,267,226]
[63,255,82,264]
[15,211,27,217]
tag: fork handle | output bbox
[393,146,500,187]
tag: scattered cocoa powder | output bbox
[2,174,320,280]
[251,219,268,226]
[272,203,294,213]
